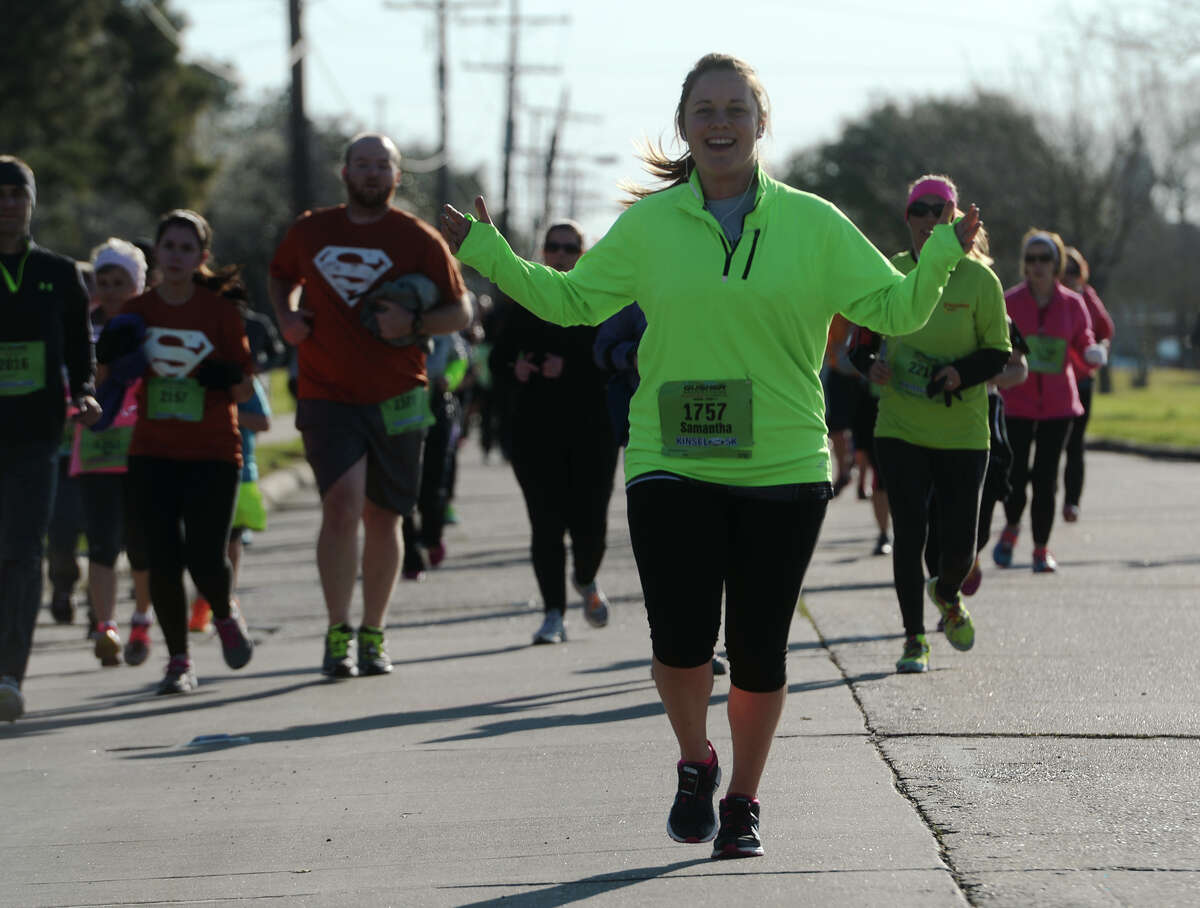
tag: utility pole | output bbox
[287,0,312,216]
[524,91,604,237]
[462,0,567,237]
[384,0,494,211]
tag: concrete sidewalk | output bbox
[2,446,1197,906]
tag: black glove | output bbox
[925,374,964,407]
[194,359,244,390]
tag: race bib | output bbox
[658,379,753,458]
[77,426,134,472]
[889,345,944,398]
[380,386,435,436]
[0,340,45,396]
[1026,335,1067,374]
[147,377,204,422]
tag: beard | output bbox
[345,180,394,211]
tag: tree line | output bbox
[4,1,1195,361]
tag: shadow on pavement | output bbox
[118,678,661,756]
[0,678,323,739]
[443,857,711,906]
[789,632,905,651]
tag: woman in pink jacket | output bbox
[993,230,1106,573]
[1061,246,1115,523]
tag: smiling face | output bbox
[681,69,762,199]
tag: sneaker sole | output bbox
[582,608,609,629]
[666,766,722,844]
[124,643,150,666]
[0,690,24,722]
[896,662,929,673]
[95,636,121,667]
[322,665,359,679]
[712,842,764,859]
[357,663,393,676]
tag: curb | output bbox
[1086,437,1200,462]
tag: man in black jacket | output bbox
[0,156,100,721]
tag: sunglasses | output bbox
[544,242,581,254]
[906,201,946,219]
[1025,253,1055,264]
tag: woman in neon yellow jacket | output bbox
[441,53,981,860]
[859,174,1012,675]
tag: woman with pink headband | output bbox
[993,229,1105,573]
[853,174,1011,673]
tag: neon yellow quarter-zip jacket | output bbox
[458,167,965,486]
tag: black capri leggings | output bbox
[1004,417,1072,547]
[626,478,829,693]
[126,456,239,658]
[78,472,148,570]
[875,438,988,637]
[510,412,618,613]
[1062,377,1094,508]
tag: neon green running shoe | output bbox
[896,634,930,673]
[927,577,974,651]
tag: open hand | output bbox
[440,196,492,255]
[542,353,564,380]
[945,203,982,252]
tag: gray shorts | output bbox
[295,398,424,515]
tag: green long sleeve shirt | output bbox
[459,168,965,486]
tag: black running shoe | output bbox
[666,743,721,843]
[357,626,393,675]
[322,623,358,678]
[711,795,764,859]
[156,656,197,695]
[49,591,74,625]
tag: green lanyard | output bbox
[0,246,31,294]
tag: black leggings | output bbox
[626,478,828,693]
[875,438,988,637]
[402,392,457,570]
[1063,378,1093,508]
[127,456,239,658]
[928,394,1013,566]
[510,415,618,613]
[78,473,148,570]
[1004,417,1072,547]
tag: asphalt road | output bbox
[2,446,1196,907]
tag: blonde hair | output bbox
[1064,246,1089,283]
[622,53,770,205]
[907,173,992,265]
[1020,228,1067,279]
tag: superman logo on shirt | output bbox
[143,327,214,378]
[314,246,394,306]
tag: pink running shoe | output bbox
[961,558,983,597]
